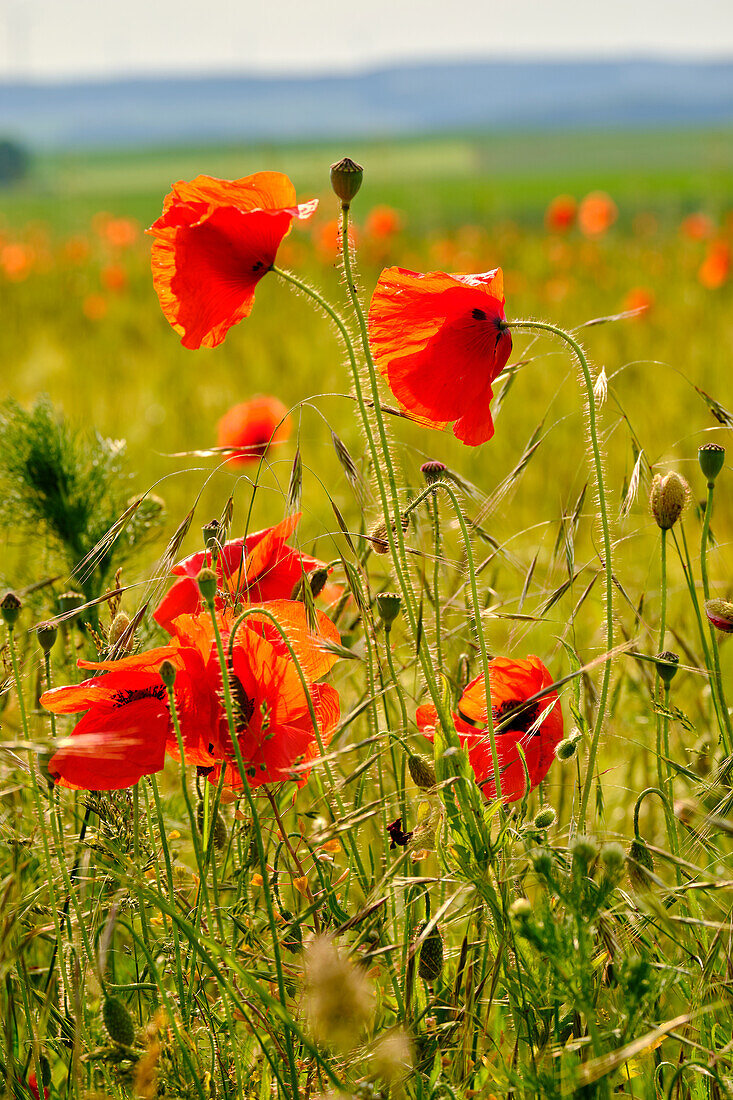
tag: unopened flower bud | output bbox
[330,157,363,205]
[36,621,58,654]
[534,807,556,830]
[408,752,437,790]
[420,459,447,484]
[102,996,135,1047]
[655,650,679,687]
[705,598,733,634]
[509,897,532,920]
[291,566,329,602]
[202,518,222,562]
[377,591,402,628]
[627,836,655,890]
[698,442,725,484]
[108,611,132,650]
[649,472,689,530]
[0,591,22,628]
[159,660,177,689]
[416,922,444,983]
[555,738,577,762]
[197,567,218,603]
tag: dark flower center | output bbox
[472,308,487,320]
[230,674,255,732]
[492,698,541,735]
[112,684,167,707]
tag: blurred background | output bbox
[0,0,732,600]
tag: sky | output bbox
[2,0,733,81]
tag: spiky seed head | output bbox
[555,738,577,762]
[108,611,131,649]
[509,897,532,921]
[698,442,725,483]
[534,807,556,830]
[0,591,22,627]
[649,471,689,530]
[58,591,84,618]
[600,842,626,876]
[369,514,409,554]
[159,660,177,689]
[36,621,58,653]
[655,650,680,686]
[416,922,444,983]
[376,591,402,628]
[330,157,363,204]
[571,836,598,865]
[102,996,135,1047]
[196,567,218,603]
[408,753,437,790]
[303,935,375,1051]
[627,836,655,890]
[529,847,554,876]
[705,598,733,634]
[420,459,447,484]
[370,1029,414,1084]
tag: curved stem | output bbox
[700,482,732,752]
[505,319,613,830]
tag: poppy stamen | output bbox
[112,684,167,707]
[472,307,487,320]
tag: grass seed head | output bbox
[303,935,375,1051]
[649,471,689,530]
[416,921,444,983]
[108,611,132,649]
[371,1028,414,1085]
[102,995,135,1047]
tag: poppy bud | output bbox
[649,472,689,530]
[159,660,177,689]
[420,459,447,485]
[705,598,733,634]
[369,514,409,554]
[291,566,329,602]
[509,897,532,921]
[197,567,218,604]
[555,738,577,762]
[108,611,132,650]
[570,836,598,866]
[376,591,402,628]
[698,442,725,484]
[36,621,58,654]
[330,157,363,205]
[202,518,222,562]
[655,650,679,687]
[408,753,437,790]
[0,591,22,628]
[58,591,84,619]
[416,922,444,983]
[533,807,556,830]
[102,995,135,1047]
[627,836,655,890]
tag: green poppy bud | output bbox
[197,567,218,604]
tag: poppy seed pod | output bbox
[698,442,725,484]
[705,598,733,634]
[102,996,135,1047]
[408,752,437,790]
[197,567,218,604]
[649,472,689,530]
[58,591,84,619]
[376,591,402,628]
[36,621,58,654]
[655,650,680,686]
[330,157,363,205]
[0,591,22,628]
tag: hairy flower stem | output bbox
[700,482,733,751]
[504,320,613,831]
[150,775,186,1006]
[204,601,301,1100]
[430,495,444,668]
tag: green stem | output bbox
[505,319,613,831]
[150,775,185,1009]
[700,482,733,752]
[430,495,444,669]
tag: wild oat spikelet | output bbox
[371,1028,415,1085]
[303,936,375,1051]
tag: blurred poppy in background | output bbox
[217,394,291,467]
[578,191,617,237]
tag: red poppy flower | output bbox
[545,194,577,233]
[217,395,291,466]
[40,644,216,790]
[368,267,512,446]
[147,172,318,349]
[416,656,563,804]
[153,513,325,633]
[28,1072,49,1100]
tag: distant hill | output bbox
[2,58,733,149]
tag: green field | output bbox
[1,129,733,1099]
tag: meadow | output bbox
[0,128,732,1099]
